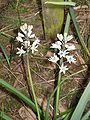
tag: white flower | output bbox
[28,25,33,32]
[23,40,30,48]
[16,46,26,56]
[48,53,59,63]
[31,38,40,54]
[58,50,69,58]
[32,38,40,47]
[66,55,76,64]
[18,32,24,38]
[28,33,35,39]
[16,36,23,42]
[50,41,62,50]
[57,33,73,43]
[20,23,28,35]
[27,25,35,38]
[64,33,73,43]
[20,23,35,38]
[59,64,68,74]
[57,34,63,41]
[65,44,76,51]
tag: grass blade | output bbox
[0,44,10,67]
[87,36,90,50]
[45,1,76,7]
[69,7,90,59]
[57,108,73,120]
[0,32,14,39]
[0,111,12,120]
[70,82,90,120]
[61,69,86,85]
[45,87,56,120]
[64,12,71,34]
[81,110,90,120]
[0,79,42,116]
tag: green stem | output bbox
[54,58,63,120]
[26,53,41,120]
[54,73,62,119]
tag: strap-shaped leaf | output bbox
[70,82,90,120]
[69,7,90,58]
[45,1,76,6]
[81,110,90,120]
[0,112,12,120]
[0,79,42,116]
[0,44,10,67]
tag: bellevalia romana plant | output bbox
[16,23,40,56]
[47,33,77,120]
[48,33,76,74]
[15,23,41,120]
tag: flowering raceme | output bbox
[48,33,76,74]
[16,23,40,56]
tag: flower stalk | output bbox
[53,59,63,120]
[27,53,41,120]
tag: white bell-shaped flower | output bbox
[31,38,40,54]
[16,46,26,56]
[16,36,23,42]
[48,53,59,63]
[65,44,76,51]
[66,55,76,64]
[59,64,68,74]
[58,50,69,58]
[57,34,63,41]
[50,41,62,50]
[64,33,73,43]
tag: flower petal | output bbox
[16,36,23,42]
[57,34,63,41]
[18,32,24,37]
[48,53,59,63]
[59,64,68,74]
[16,47,26,56]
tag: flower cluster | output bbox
[16,23,40,56]
[48,33,76,74]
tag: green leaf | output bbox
[70,82,90,120]
[45,86,56,120]
[61,69,86,85]
[45,1,76,6]
[0,44,10,67]
[69,7,90,58]
[0,79,42,116]
[81,110,90,120]
[0,111,12,120]
[64,12,71,34]
[0,32,14,38]
[87,37,90,49]
[57,109,73,120]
